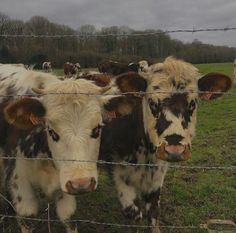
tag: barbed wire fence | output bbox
[1,26,236,38]
[0,27,236,232]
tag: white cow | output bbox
[0,65,119,233]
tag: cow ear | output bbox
[101,72,146,121]
[102,96,141,122]
[198,72,232,100]
[115,72,147,94]
[4,98,46,129]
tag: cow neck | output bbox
[141,97,158,162]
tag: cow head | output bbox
[112,57,232,162]
[4,79,117,194]
[138,60,149,72]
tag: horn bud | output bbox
[32,88,45,95]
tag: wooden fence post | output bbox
[233,59,236,87]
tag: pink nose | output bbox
[65,177,97,195]
[165,145,185,155]
[157,143,191,162]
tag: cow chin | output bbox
[59,166,98,195]
[156,143,191,162]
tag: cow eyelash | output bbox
[148,98,161,118]
[189,100,197,111]
[91,124,103,139]
[46,126,60,142]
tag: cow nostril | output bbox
[65,181,75,193]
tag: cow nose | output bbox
[156,143,191,162]
[65,177,97,195]
[165,145,185,155]
[164,144,191,162]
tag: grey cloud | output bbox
[1,0,236,46]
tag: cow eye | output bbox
[148,98,161,118]
[189,100,197,111]
[91,124,103,139]
[47,126,60,142]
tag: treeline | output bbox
[0,13,236,68]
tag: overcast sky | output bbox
[1,0,236,47]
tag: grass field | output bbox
[2,63,236,233]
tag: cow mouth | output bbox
[156,143,191,162]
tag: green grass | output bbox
[195,63,234,78]
[52,68,98,76]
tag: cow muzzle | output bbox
[65,177,97,195]
[156,143,191,162]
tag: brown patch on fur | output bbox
[198,72,232,100]
[116,72,147,93]
[79,74,112,87]
[104,96,142,117]
[4,98,46,129]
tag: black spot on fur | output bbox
[19,126,52,158]
[148,98,161,118]
[47,127,60,142]
[91,125,102,139]
[125,177,130,185]
[155,112,172,136]
[143,188,161,203]
[163,93,188,117]
[182,99,197,129]
[143,188,161,221]
[124,204,142,220]
[17,196,22,202]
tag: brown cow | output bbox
[63,62,81,78]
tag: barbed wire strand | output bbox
[0,214,206,230]
[1,192,203,231]
[1,26,236,38]
[0,90,236,98]
[1,156,235,170]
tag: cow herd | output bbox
[41,60,150,79]
[0,57,232,233]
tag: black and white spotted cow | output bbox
[42,61,52,72]
[0,65,119,233]
[99,57,232,232]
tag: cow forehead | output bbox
[144,57,200,98]
[148,75,199,102]
[40,80,103,126]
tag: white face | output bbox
[141,58,200,161]
[40,80,105,194]
[144,77,198,146]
